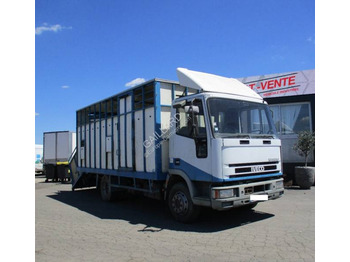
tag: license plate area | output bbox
[245,187,253,195]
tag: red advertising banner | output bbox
[238,69,315,98]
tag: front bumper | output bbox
[210,178,284,210]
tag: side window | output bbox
[176,107,192,137]
[176,99,207,138]
[175,99,207,158]
[195,100,207,137]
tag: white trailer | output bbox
[71,68,284,222]
[35,144,43,174]
[43,131,76,182]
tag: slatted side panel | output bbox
[75,80,196,180]
[134,110,144,172]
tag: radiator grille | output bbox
[228,161,280,178]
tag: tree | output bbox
[293,131,315,167]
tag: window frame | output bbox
[175,98,207,139]
[269,102,312,136]
[206,97,277,138]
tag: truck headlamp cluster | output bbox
[212,189,236,199]
[276,180,284,189]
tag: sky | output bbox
[35,0,315,144]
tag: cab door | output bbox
[170,98,212,181]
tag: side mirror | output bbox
[184,105,199,114]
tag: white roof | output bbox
[177,68,263,100]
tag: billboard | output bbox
[238,69,315,98]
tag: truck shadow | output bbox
[48,188,274,233]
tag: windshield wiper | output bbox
[224,134,251,139]
[251,134,275,139]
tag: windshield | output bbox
[207,98,277,138]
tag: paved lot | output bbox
[36,176,314,262]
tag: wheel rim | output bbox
[171,191,189,215]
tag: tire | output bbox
[100,175,115,201]
[168,183,200,223]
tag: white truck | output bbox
[43,131,76,182]
[70,68,284,222]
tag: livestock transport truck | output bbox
[70,68,284,222]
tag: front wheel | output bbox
[168,183,200,223]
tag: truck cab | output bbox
[166,68,284,222]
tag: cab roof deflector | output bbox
[176,68,263,101]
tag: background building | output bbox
[238,69,315,180]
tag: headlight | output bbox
[276,180,284,189]
[212,189,234,199]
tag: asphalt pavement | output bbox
[35,176,314,262]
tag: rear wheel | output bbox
[100,175,115,201]
[168,183,200,223]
